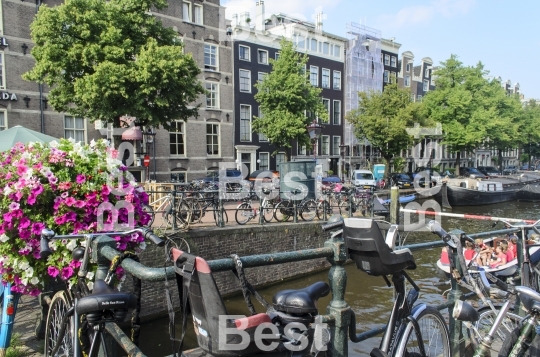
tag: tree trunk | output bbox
[383,155,393,179]
[498,149,503,174]
[455,151,461,176]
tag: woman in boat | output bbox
[464,241,476,261]
[476,238,493,266]
[500,241,515,262]
[508,237,517,259]
[489,245,507,269]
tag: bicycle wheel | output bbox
[174,200,192,229]
[235,202,253,225]
[316,200,330,220]
[44,290,74,357]
[339,200,352,216]
[470,306,521,353]
[393,306,450,357]
[213,205,229,226]
[300,199,317,221]
[142,204,155,227]
[262,201,275,223]
[274,201,292,222]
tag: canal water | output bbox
[137,200,540,357]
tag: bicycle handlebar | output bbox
[321,220,344,232]
[39,227,164,259]
[428,220,474,247]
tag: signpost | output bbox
[143,155,150,182]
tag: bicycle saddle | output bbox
[76,279,137,315]
[517,286,540,313]
[272,281,330,314]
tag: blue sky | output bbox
[223,0,540,99]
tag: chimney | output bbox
[315,11,323,31]
[255,1,265,31]
[239,12,250,26]
[232,14,238,27]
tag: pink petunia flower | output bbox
[61,267,74,280]
[76,174,86,184]
[8,202,20,211]
[47,266,60,278]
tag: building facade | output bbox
[1,0,233,183]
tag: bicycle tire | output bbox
[235,202,253,225]
[522,262,539,291]
[300,199,317,221]
[142,204,155,227]
[262,201,275,223]
[213,205,229,226]
[174,200,192,229]
[470,306,521,353]
[274,201,292,222]
[44,290,74,357]
[393,306,451,357]
[316,200,330,220]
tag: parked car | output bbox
[390,173,413,189]
[413,167,441,187]
[477,166,500,177]
[503,166,518,175]
[459,167,488,179]
[521,164,530,171]
[351,169,376,187]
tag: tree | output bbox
[521,100,540,167]
[346,82,425,178]
[253,38,327,160]
[23,0,205,130]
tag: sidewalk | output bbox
[12,295,42,356]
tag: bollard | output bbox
[447,230,465,357]
[389,187,400,224]
[259,193,264,225]
[218,195,225,228]
[293,199,298,223]
[369,186,374,218]
[171,190,177,231]
[349,190,354,218]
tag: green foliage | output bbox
[24,0,205,130]
[520,153,530,164]
[392,157,405,173]
[253,38,328,158]
[327,169,334,175]
[6,333,35,357]
[346,82,426,177]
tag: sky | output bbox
[222,0,540,99]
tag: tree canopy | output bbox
[24,0,205,130]
[347,81,425,177]
[253,38,328,159]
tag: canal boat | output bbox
[379,194,417,206]
[516,183,540,202]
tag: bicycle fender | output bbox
[410,303,427,320]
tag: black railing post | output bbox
[218,194,225,228]
[171,190,177,231]
[293,198,298,223]
[447,230,464,357]
[259,192,264,225]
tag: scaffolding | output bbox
[344,22,383,149]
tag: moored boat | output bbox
[379,194,417,206]
[516,183,540,202]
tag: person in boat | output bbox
[476,238,493,266]
[489,245,507,269]
[500,241,515,262]
[440,246,450,265]
[464,241,476,261]
[508,237,517,259]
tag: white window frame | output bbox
[0,111,7,131]
[322,98,330,120]
[425,68,430,77]
[298,144,306,156]
[239,104,252,142]
[275,52,280,60]
[322,42,330,55]
[171,170,187,183]
[423,80,429,91]
[332,136,341,156]
[275,152,286,170]
[205,82,219,109]
[257,72,266,82]
[310,38,317,52]
[310,66,319,86]
[239,45,250,61]
[257,49,268,65]
[322,68,330,89]
[321,135,330,156]
[406,63,411,72]
[384,54,390,66]
[333,70,341,90]
[334,45,341,58]
[206,123,220,156]
[64,116,86,143]
[417,94,423,102]
[182,1,192,22]
[239,69,251,93]
[204,44,218,71]
[259,152,270,170]
[169,120,186,157]
[333,100,341,125]
[194,4,203,25]
[383,70,389,83]
[410,93,415,102]
[404,75,411,87]
[391,56,397,67]
[0,52,5,90]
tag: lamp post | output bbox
[307,120,322,163]
[144,128,156,181]
[339,142,347,182]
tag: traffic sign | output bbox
[143,155,150,167]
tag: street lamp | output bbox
[339,142,347,182]
[307,120,322,163]
[144,128,156,181]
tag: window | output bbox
[417,95,423,102]
[410,93,415,102]
[322,68,330,88]
[275,152,285,169]
[391,56,397,67]
[383,70,389,83]
[423,80,429,91]
[259,153,269,170]
[333,71,341,90]
[333,100,341,125]
[322,99,330,119]
[321,135,329,156]
[425,68,430,77]
[257,49,268,64]
[194,4,203,25]
[170,170,187,183]
[310,66,318,86]
[295,34,305,49]
[206,123,219,156]
[334,45,341,58]
[298,145,306,156]
[204,44,217,70]
[322,42,329,55]
[258,107,267,141]
[384,54,390,66]
[257,72,266,82]
[311,39,317,52]
[332,136,341,156]
[239,45,250,61]
[239,105,251,142]
[390,72,396,83]
[205,82,219,108]
[406,63,411,72]
[169,121,186,156]
[275,52,280,60]
[64,116,85,142]
[0,53,4,89]
[0,112,6,131]
[239,69,251,92]
[404,75,411,87]
[182,1,191,22]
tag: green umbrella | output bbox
[0,126,58,152]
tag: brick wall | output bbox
[126,222,331,320]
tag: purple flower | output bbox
[76,174,86,184]
[8,202,20,211]
[74,200,86,208]
[48,176,58,184]
[31,222,45,236]
[48,266,60,278]
[65,197,77,206]
[61,192,69,199]
[31,184,44,196]
[54,214,66,225]
[61,267,74,280]
[19,217,31,229]
[27,194,37,205]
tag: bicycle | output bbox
[273,189,317,222]
[324,217,451,356]
[145,188,190,229]
[178,187,229,227]
[234,187,276,225]
[39,227,164,357]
